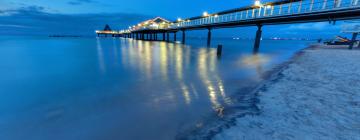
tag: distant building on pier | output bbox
[96,24,119,37]
[132,17,171,31]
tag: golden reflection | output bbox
[240,53,269,80]
[181,83,191,104]
[196,48,231,116]
[160,42,168,80]
[117,39,230,109]
[197,49,221,111]
[96,37,106,73]
[174,43,192,104]
[143,41,152,78]
[241,54,269,67]
[175,44,183,80]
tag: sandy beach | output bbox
[214,45,360,140]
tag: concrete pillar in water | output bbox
[349,32,358,50]
[167,32,170,42]
[174,32,177,41]
[253,24,262,53]
[207,28,212,47]
[182,30,186,44]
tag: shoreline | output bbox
[212,45,360,139]
[179,44,317,139]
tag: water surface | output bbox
[0,36,310,140]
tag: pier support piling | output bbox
[182,30,186,44]
[349,32,358,50]
[167,32,170,42]
[253,24,262,53]
[207,28,212,47]
[174,32,177,41]
[163,33,166,41]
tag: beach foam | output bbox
[214,46,360,140]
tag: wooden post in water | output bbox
[253,24,263,53]
[207,28,212,47]
[349,32,358,50]
[163,32,166,41]
[217,44,223,56]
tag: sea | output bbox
[0,36,311,140]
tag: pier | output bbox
[98,0,360,51]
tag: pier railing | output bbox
[168,0,359,29]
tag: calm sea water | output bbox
[0,36,310,140]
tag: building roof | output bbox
[139,17,171,26]
[103,24,112,31]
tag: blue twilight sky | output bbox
[0,0,350,38]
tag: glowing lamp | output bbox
[203,11,209,17]
[254,0,261,6]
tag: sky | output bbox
[0,0,352,39]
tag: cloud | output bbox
[68,0,97,5]
[0,24,32,28]
[0,6,153,36]
[0,5,47,15]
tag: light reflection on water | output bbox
[99,38,230,110]
[0,36,310,140]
